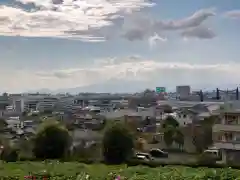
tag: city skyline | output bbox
[1,0,240,93]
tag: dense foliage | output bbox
[162,116,184,148]
[33,121,71,159]
[192,116,215,153]
[103,123,134,164]
[0,162,240,179]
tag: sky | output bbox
[1,0,240,93]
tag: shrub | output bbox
[0,147,19,162]
[135,137,147,152]
[103,123,134,164]
[33,121,71,159]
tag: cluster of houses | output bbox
[0,92,240,164]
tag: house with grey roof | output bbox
[176,103,221,126]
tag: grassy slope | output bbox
[1,162,240,179]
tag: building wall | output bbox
[176,86,191,99]
[176,112,193,126]
[213,112,240,153]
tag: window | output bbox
[183,114,186,118]
[224,132,233,141]
[235,133,240,141]
[217,134,222,141]
[225,115,238,125]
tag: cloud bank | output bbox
[224,10,240,19]
[123,8,216,42]
[0,1,217,42]
[2,56,240,92]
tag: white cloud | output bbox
[181,26,216,39]
[0,2,217,42]
[0,0,154,41]
[122,8,216,41]
[148,33,167,48]
[224,10,240,19]
[1,56,240,92]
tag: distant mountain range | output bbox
[26,80,240,94]
[27,80,152,94]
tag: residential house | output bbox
[212,101,240,164]
[73,108,105,130]
[176,103,220,126]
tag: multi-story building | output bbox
[10,94,59,113]
[55,96,82,113]
[0,95,10,117]
[37,97,59,112]
[212,101,240,164]
[176,85,191,100]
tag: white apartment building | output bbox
[55,96,78,112]
[212,101,240,164]
[11,94,59,113]
[37,97,59,112]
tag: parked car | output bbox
[149,148,168,158]
[203,149,222,161]
[134,152,153,161]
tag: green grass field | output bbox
[1,161,240,179]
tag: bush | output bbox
[0,147,19,162]
[33,121,71,159]
[103,123,134,164]
[135,137,147,152]
[70,141,102,162]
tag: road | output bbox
[154,153,197,164]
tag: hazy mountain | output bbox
[25,81,239,95]
[54,79,152,94]
[26,88,53,94]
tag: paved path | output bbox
[154,153,197,163]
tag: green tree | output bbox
[162,116,179,128]
[0,137,19,162]
[0,147,19,162]
[192,116,216,153]
[33,121,71,159]
[162,116,184,148]
[103,123,134,164]
[163,126,175,147]
[173,130,184,150]
[0,119,7,129]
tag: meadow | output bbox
[0,161,240,180]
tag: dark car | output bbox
[149,149,168,158]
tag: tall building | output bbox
[176,85,191,100]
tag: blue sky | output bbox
[1,0,240,93]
